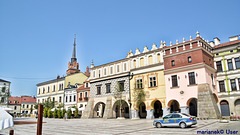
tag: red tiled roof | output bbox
[214,39,240,49]
[77,85,90,91]
[21,96,36,103]
[8,97,21,105]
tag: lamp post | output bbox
[128,72,133,119]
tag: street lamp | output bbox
[128,72,133,119]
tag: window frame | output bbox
[216,61,223,72]
[227,59,233,70]
[188,72,196,85]
[106,83,111,93]
[230,79,237,91]
[171,75,178,87]
[136,78,143,89]
[149,75,157,87]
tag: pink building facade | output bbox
[163,32,220,118]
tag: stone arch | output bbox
[234,99,240,115]
[213,93,219,104]
[93,102,105,118]
[112,100,129,118]
[138,102,147,118]
[151,100,163,118]
[186,98,197,116]
[168,99,180,113]
[220,100,230,116]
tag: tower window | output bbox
[171,60,175,66]
[188,56,192,63]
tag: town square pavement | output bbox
[0,118,239,135]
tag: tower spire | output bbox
[71,34,77,64]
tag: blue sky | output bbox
[0,0,239,97]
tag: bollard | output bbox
[37,104,43,135]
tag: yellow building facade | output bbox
[128,45,166,119]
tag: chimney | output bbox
[214,37,220,46]
[229,35,239,42]
[209,41,215,47]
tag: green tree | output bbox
[113,82,125,118]
[48,109,53,118]
[74,107,79,118]
[67,109,72,119]
[53,109,58,118]
[43,107,48,118]
[132,83,146,109]
[62,109,66,118]
[57,109,62,118]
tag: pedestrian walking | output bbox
[64,112,67,120]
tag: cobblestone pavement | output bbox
[0,118,239,135]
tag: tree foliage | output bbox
[53,109,58,118]
[132,83,146,109]
[57,109,62,118]
[67,109,72,119]
[113,82,125,118]
[43,107,48,118]
[48,109,52,118]
[74,107,79,118]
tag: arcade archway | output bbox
[234,99,240,115]
[187,98,197,116]
[93,102,105,118]
[138,102,147,118]
[112,100,129,118]
[152,100,163,118]
[168,100,180,113]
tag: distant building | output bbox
[21,96,36,114]
[213,35,240,116]
[8,97,21,114]
[36,76,65,107]
[0,79,11,107]
[77,79,90,116]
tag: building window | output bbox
[59,96,62,103]
[98,70,101,78]
[149,76,157,87]
[61,84,64,90]
[65,96,68,102]
[106,83,111,93]
[38,88,40,94]
[148,55,153,65]
[211,73,215,85]
[53,85,55,92]
[43,88,45,94]
[69,96,72,102]
[136,79,143,89]
[97,86,101,95]
[74,95,76,102]
[104,68,107,76]
[110,67,113,74]
[157,53,161,63]
[235,58,240,69]
[47,86,50,93]
[216,61,222,72]
[230,79,237,91]
[124,63,127,71]
[117,65,120,72]
[171,60,175,66]
[27,105,29,108]
[188,72,196,85]
[23,104,25,108]
[85,92,88,97]
[228,59,233,70]
[140,58,144,67]
[118,81,125,91]
[80,93,82,98]
[238,78,240,90]
[14,106,17,110]
[93,71,95,78]
[86,83,88,87]
[133,60,136,68]
[188,56,192,63]
[171,75,178,87]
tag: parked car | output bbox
[153,113,197,128]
